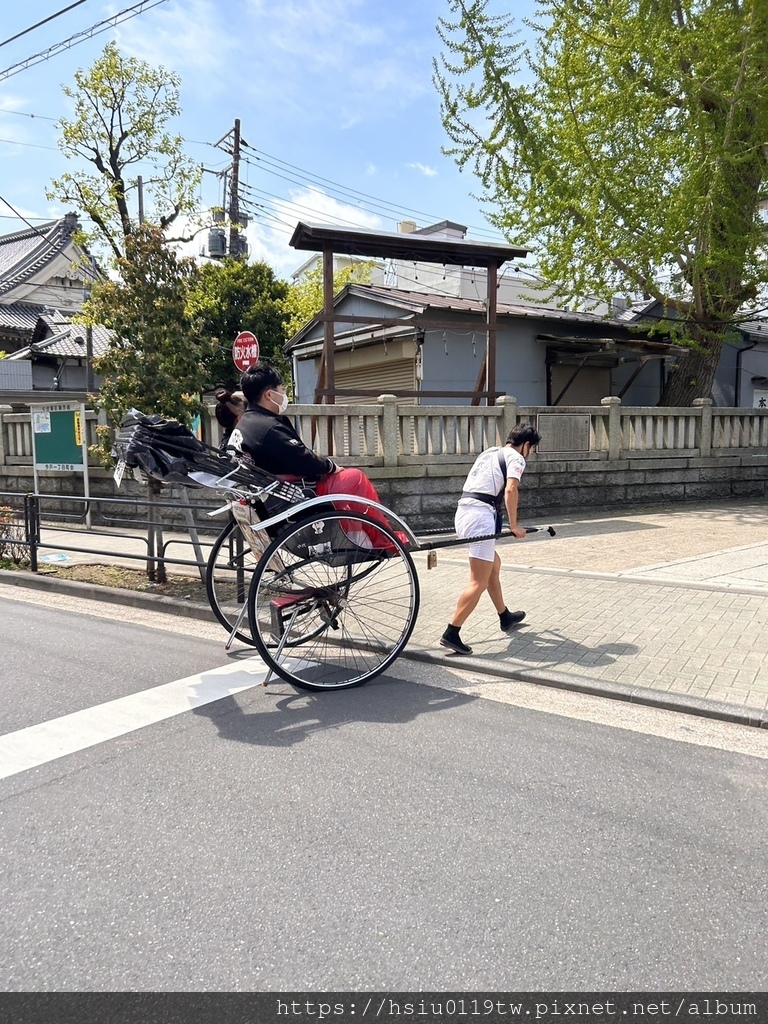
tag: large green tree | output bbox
[86,225,212,430]
[185,258,290,389]
[281,260,374,340]
[435,0,768,405]
[47,41,201,262]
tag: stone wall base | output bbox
[2,454,767,533]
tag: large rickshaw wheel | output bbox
[205,518,259,646]
[246,510,420,690]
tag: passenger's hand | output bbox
[510,525,527,539]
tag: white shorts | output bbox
[455,501,497,562]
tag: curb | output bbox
[0,568,214,622]
[402,647,768,730]
[2,569,766,731]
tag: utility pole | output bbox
[228,118,241,257]
[212,119,246,257]
[137,175,145,225]
[211,119,247,258]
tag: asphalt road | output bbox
[0,588,766,991]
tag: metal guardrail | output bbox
[0,489,225,582]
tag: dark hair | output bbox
[240,361,283,405]
[213,387,245,432]
[507,422,541,448]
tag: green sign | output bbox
[31,403,85,471]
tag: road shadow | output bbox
[471,627,640,671]
[190,670,474,749]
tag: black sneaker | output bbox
[499,609,526,632]
[440,628,473,655]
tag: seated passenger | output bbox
[227,361,403,547]
[213,386,246,450]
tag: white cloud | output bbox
[241,0,429,116]
[244,186,382,277]
[251,0,385,67]
[0,97,33,147]
[408,162,438,178]
[0,198,57,223]
[115,0,239,92]
[0,95,27,114]
[171,187,381,278]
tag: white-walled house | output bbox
[286,220,765,408]
[287,282,686,407]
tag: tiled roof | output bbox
[0,213,80,298]
[350,284,643,326]
[0,301,47,333]
[287,282,682,354]
[8,321,112,360]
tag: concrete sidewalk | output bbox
[3,499,768,726]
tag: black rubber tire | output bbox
[246,511,420,690]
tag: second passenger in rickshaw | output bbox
[225,361,400,546]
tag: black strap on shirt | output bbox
[461,447,508,532]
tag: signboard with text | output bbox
[31,403,85,471]
[232,331,259,372]
[31,401,92,524]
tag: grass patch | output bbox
[42,563,207,601]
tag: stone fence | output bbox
[2,396,767,529]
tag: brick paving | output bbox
[408,512,768,716]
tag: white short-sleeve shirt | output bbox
[459,445,526,507]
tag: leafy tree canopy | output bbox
[185,257,290,390]
[282,260,375,340]
[86,225,213,435]
[435,0,768,404]
[47,42,201,264]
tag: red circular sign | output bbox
[232,330,259,372]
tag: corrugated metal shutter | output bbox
[0,360,33,389]
[550,363,611,405]
[334,359,416,404]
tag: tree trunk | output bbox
[658,327,726,407]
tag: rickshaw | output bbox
[113,412,553,692]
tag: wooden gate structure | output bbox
[289,221,529,407]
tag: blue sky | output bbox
[0,0,538,277]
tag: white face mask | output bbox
[270,390,289,415]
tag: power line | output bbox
[0,213,53,221]
[0,1,90,50]
[239,147,506,241]
[0,192,96,280]
[0,0,170,83]
[0,108,58,121]
[0,136,59,150]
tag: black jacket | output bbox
[227,405,335,479]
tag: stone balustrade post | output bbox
[601,396,622,460]
[377,394,399,467]
[497,394,518,444]
[0,406,11,467]
[692,398,712,457]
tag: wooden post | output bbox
[486,261,498,406]
[322,245,335,453]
